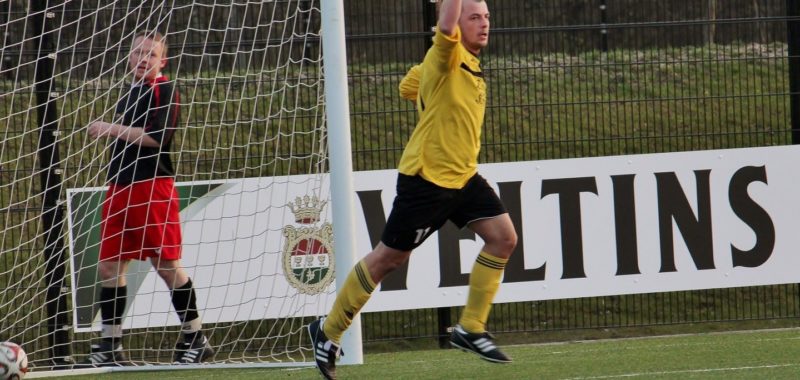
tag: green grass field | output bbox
[32,328,800,380]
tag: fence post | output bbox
[422,0,437,51]
[599,0,608,52]
[422,0,450,348]
[1,0,11,80]
[301,0,313,59]
[789,0,800,144]
[421,0,453,349]
[29,0,73,368]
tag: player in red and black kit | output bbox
[78,31,214,367]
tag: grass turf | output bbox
[34,327,800,380]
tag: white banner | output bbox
[358,145,800,312]
[67,145,800,330]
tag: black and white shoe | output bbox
[449,324,512,363]
[308,318,340,380]
[173,336,215,364]
[75,341,130,368]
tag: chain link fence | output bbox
[1,0,799,363]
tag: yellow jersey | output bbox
[399,64,421,101]
[397,26,486,189]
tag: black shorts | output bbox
[381,173,507,251]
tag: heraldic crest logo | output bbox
[282,195,335,294]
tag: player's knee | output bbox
[505,230,518,252]
[97,262,119,281]
[502,239,517,257]
[368,247,411,279]
[489,231,517,257]
[156,269,173,282]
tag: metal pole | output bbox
[420,0,452,349]
[600,0,608,52]
[301,0,313,59]
[787,0,800,318]
[788,0,800,144]
[29,0,73,368]
[320,0,363,366]
[1,0,12,80]
[422,0,437,51]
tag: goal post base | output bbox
[26,362,317,379]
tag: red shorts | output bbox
[99,178,182,261]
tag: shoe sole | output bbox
[450,340,512,364]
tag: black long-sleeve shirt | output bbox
[106,75,180,185]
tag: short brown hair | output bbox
[132,30,168,56]
[435,0,486,19]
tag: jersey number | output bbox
[414,227,431,244]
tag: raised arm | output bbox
[437,0,462,36]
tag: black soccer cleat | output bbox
[173,335,215,364]
[449,324,512,363]
[308,318,341,380]
[75,341,130,368]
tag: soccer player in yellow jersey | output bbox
[308,1,516,378]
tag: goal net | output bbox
[1,0,346,372]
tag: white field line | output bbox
[562,363,799,379]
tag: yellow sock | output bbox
[459,251,508,334]
[323,259,376,344]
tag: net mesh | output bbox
[1,0,335,370]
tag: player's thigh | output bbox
[149,257,188,287]
[450,173,509,229]
[469,213,517,256]
[99,186,131,259]
[149,182,182,259]
[127,179,181,250]
[103,180,179,259]
[97,258,131,280]
[381,174,458,251]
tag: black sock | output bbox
[100,286,127,345]
[100,286,127,324]
[171,279,199,322]
[171,278,203,343]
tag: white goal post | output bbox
[0,0,361,374]
[320,0,363,367]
